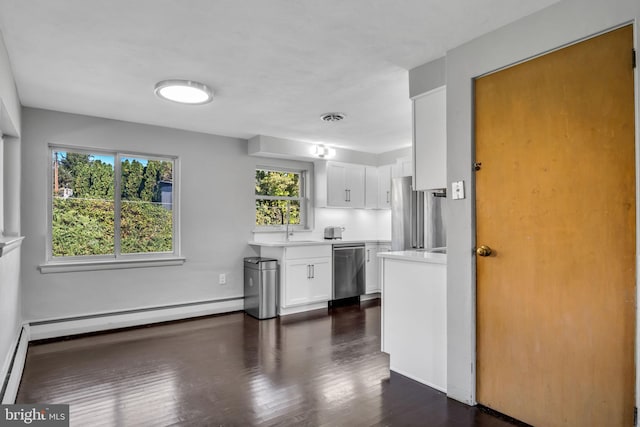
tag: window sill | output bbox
[253,228,312,234]
[38,257,186,274]
[0,235,25,257]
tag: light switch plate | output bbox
[452,181,465,200]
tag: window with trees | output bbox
[255,168,306,228]
[50,146,177,259]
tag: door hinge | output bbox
[633,49,637,69]
[473,162,482,171]
[634,406,637,426]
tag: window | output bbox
[255,168,307,229]
[49,146,178,260]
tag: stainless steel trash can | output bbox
[244,257,278,319]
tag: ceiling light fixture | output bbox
[154,79,213,105]
[313,145,336,158]
[320,112,346,122]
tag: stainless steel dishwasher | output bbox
[332,243,365,300]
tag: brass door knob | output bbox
[476,245,492,257]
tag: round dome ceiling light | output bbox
[320,112,346,122]
[154,79,213,105]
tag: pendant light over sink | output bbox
[154,79,213,105]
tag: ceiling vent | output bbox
[320,112,346,122]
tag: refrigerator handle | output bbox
[411,190,425,248]
[417,191,425,248]
[411,191,417,248]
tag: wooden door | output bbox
[475,25,636,426]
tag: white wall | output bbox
[0,29,21,391]
[21,108,259,321]
[313,208,390,241]
[443,0,640,405]
[0,31,20,137]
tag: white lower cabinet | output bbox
[256,242,390,315]
[365,244,379,293]
[365,243,391,294]
[284,257,331,307]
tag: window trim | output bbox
[254,165,311,231]
[45,144,181,268]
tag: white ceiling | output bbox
[0,0,559,153]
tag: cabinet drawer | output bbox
[285,244,332,260]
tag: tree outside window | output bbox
[255,168,305,228]
[51,148,176,258]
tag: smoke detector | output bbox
[320,112,346,122]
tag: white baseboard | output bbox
[279,301,328,316]
[30,298,244,341]
[390,367,447,394]
[1,324,30,404]
[361,293,380,301]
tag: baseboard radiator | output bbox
[1,297,244,403]
[1,325,30,404]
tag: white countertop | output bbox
[378,250,447,264]
[249,239,390,247]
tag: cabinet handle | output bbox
[347,189,351,202]
[367,249,370,262]
[345,189,348,202]
[310,264,315,279]
[307,264,311,279]
[386,191,390,204]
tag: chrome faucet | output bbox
[284,202,293,242]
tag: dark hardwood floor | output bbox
[17,300,518,426]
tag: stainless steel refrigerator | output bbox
[391,176,446,251]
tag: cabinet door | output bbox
[377,165,392,209]
[345,165,365,208]
[284,257,332,307]
[413,87,446,190]
[365,166,378,209]
[365,244,379,293]
[308,258,332,302]
[326,163,348,207]
[284,260,313,307]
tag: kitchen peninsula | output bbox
[379,250,447,392]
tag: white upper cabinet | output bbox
[377,165,392,209]
[365,166,378,209]
[413,86,446,190]
[317,161,396,209]
[318,162,365,208]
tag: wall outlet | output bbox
[219,273,226,285]
[451,180,465,200]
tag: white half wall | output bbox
[0,248,22,397]
[0,28,22,403]
[21,108,258,322]
[444,0,640,405]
